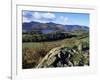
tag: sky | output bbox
[22,10,89,26]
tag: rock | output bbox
[36,45,89,68]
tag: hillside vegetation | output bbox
[22,30,89,69]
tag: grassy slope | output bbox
[22,30,89,49]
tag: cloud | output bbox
[22,11,33,19]
[22,11,33,22]
[23,17,31,22]
[59,16,68,24]
[23,11,56,23]
[22,11,69,25]
[32,12,56,21]
[54,16,69,25]
[42,13,55,19]
[32,12,41,19]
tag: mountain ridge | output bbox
[22,21,89,32]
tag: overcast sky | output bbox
[22,10,89,26]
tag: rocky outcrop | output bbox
[36,44,89,68]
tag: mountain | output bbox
[22,21,89,33]
[64,25,89,31]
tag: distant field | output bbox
[22,30,89,49]
[23,38,78,49]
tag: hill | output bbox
[22,21,89,34]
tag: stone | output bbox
[36,45,89,68]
